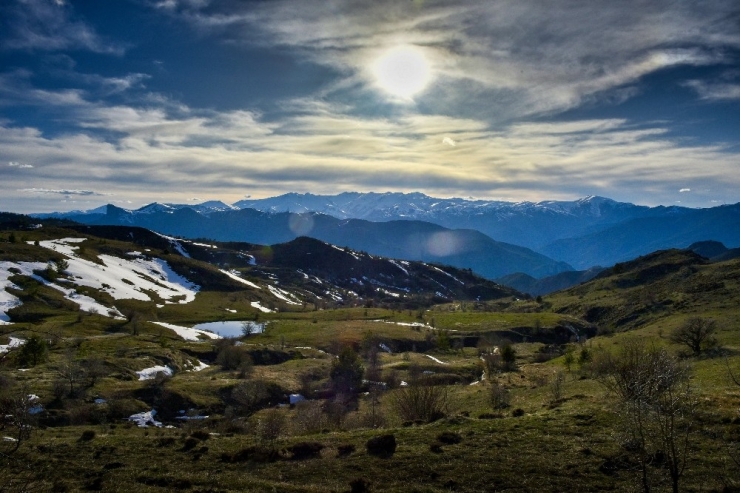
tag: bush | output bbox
[231,380,275,416]
[215,339,254,374]
[256,408,286,444]
[221,446,280,463]
[366,434,396,457]
[436,431,462,445]
[669,317,718,356]
[79,430,96,442]
[489,379,510,410]
[390,377,448,422]
[287,441,324,460]
[336,443,356,457]
[330,347,364,394]
[16,335,47,367]
[292,400,328,435]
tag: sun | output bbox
[372,45,431,100]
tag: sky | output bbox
[1,0,739,213]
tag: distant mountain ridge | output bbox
[30,192,740,274]
[47,205,571,280]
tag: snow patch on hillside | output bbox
[0,336,25,354]
[37,238,199,304]
[389,259,409,276]
[2,260,123,322]
[136,365,173,381]
[1,261,46,323]
[268,285,301,305]
[152,321,221,341]
[251,301,273,313]
[220,269,260,289]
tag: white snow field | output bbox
[1,260,46,323]
[1,260,123,321]
[0,336,25,354]
[136,365,173,381]
[151,321,221,341]
[251,301,273,313]
[37,238,200,304]
[129,410,163,427]
[219,269,260,289]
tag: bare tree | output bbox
[55,349,85,398]
[669,317,718,356]
[595,340,695,493]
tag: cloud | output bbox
[679,188,691,192]
[2,91,740,212]
[164,0,740,116]
[8,161,33,168]
[19,188,107,196]
[0,0,124,54]
[442,137,456,147]
[684,80,740,101]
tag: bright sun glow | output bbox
[372,46,431,99]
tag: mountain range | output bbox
[31,192,740,277]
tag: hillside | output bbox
[547,248,740,334]
[2,224,740,492]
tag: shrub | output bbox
[436,431,462,445]
[231,380,274,416]
[189,430,210,441]
[549,370,566,403]
[16,335,47,367]
[390,377,448,423]
[669,317,718,356]
[79,430,96,442]
[489,379,510,410]
[292,400,328,435]
[366,434,396,457]
[222,446,280,463]
[330,347,364,394]
[215,339,254,373]
[287,442,324,460]
[256,408,286,444]
[349,478,371,493]
[336,444,356,457]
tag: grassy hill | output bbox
[2,226,740,492]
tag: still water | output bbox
[191,321,265,338]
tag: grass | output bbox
[4,230,740,491]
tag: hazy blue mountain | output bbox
[32,193,740,272]
[496,267,605,296]
[540,203,740,269]
[234,192,662,249]
[53,205,572,279]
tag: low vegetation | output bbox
[1,224,740,492]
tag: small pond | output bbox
[191,321,265,338]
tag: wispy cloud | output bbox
[2,86,739,211]
[0,0,124,54]
[19,188,108,196]
[8,161,33,168]
[162,0,740,117]
[684,80,740,101]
